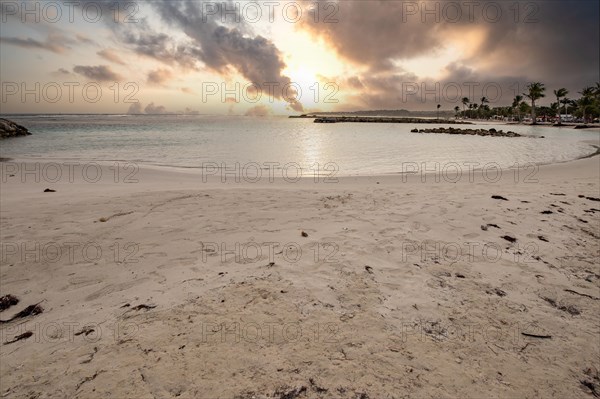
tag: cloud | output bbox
[127,102,143,114]
[298,1,444,72]
[97,49,127,65]
[347,76,365,90]
[244,105,271,117]
[118,27,201,71]
[76,34,96,46]
[181,87,195,94]
[144,102,169,114]
[73,65,123,81]
[298,1,599,96]
[147,68,173,85]
[0,36,68,54]
[149,1,304,111]
[51,68,74,77]
[67,0,305,111]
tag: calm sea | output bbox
[1,114,598,175]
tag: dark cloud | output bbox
[330,68,534,111]
[300,1,599,95]
[97,49,126,65]
[50,67,73,77]
[147,68,173,85]
[149,1,304,111]
[65,1,302,111]
[73,65,123,81]
[118,26,201,71]
[299,1,445,71]
[0,35,68,54]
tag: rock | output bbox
[410,127,523,137]
[0,119,31,139]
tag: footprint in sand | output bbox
[410,221,431,233]
[85,278,149,301]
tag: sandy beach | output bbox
[0,155,598,398]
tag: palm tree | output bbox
[550,102,559,118]
[519,101,531,119]
[461,97,469,119]
[523,82,546,124]
[553,88,568,125]
[479,97,489,120]
[454,105,460,118]
[436,104,441,119]
[579,87,594,123]
[560,97,571,117]
[512,95,523,122]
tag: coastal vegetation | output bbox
[456,82,600,124]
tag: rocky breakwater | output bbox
[0,118,31,139]
[314,116,471,124]
[410,127,531,138]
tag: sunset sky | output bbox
[1,0,598,114]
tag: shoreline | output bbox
[2,141,599,180]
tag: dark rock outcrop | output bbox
[411,127,524,137]
[0,118,31,139]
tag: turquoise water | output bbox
[1,114,598,175]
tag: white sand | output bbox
[0,155,599,398]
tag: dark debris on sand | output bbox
[275,386,307,399]
[0,294,19,312]
[501,235,517,243]
[131,304,157,311]
[3,331,33,345]
[0,303,43,324]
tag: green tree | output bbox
[454,105,460,118]
[553,88,568,125]
[479,97,489,119]
[560,97,571,116]
[519,101,531,117]
[523,82,546,124]
[461,97,469,119]
[512,95,523,122]
[579,87,594,123]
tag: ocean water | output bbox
[1,114,598,176]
